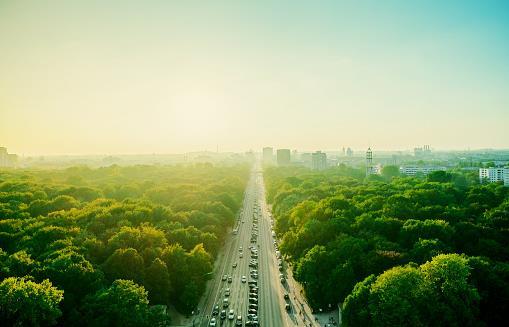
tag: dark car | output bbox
[220,310,226,320]
[212,305,219,316]
[284,293,289,300]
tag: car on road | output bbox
[232,262,237,268]
[209,317,217,326]
[225,288,230,296]
[223,298,229,308]
[285,303,291,311]
[220,310,226,319]
[239,246,243,251]
[249,297,258,304]
[239,252,243,258]
[212,305,219,315]
[245,321,259,326]
[284,293,289,300]
[228,276,233,283]
[248,303,258,309]
[235,316,243,326]
[222,275,227,281]
[228,309,235,320]
[281,277,286,284]
[248,281,257,286]
[241,275,247,283]
[248,308,257,315]
[247,314,258,321]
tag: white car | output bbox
[209,317,217,326]
[241,275,247,283]
[228,309,235,320]
[225,288,230,296]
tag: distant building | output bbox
[346,147,353,157]
[311,151,327,170]
[400,165,446,176]
[0,147,17,167]
[414,145,432,157]
[262,147,274,164]
[276,149,291,166]
[366,147,379,175]
[479,167,509,186]
[291,150,299,162]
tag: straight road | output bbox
[197,162,288,327]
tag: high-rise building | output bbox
[0,147,17,168]
[479,167,509,186]
[366,147,374,176]
[291,150,299,162]
[346,147,353,157]
[311,151,327,170]
[276,149,291,166]
[262,147,274,164]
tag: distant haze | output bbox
[1,1,508,155]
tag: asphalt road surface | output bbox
[198,163,288,327]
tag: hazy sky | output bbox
[1,0,508,155]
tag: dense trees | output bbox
[265,165,509,326]
[0,164,248,325]
[81,279,170,327]
[0,277,64,326]
[343,254,480,326]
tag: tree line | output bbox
[265,164,509,326]
[0,163,248,326]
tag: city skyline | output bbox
[1,1,509,155]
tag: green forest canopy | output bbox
[264,165,509,326]
[0,163,248,326]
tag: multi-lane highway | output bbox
[197,163,288,326]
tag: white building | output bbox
[311,151,327,170]
[0,147,17,168]
[400,165,446,176]
[479,167,509,186]
[367,164,382,175]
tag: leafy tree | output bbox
[427,170,452,183]
[144,258,171,305]
[381,165,400,180]
[82,279,170,327]
[420,254,480,325]
[103,248,144,284]
[0,277,64,326]
[342,274,376,327]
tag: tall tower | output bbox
[366,147,373,176]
